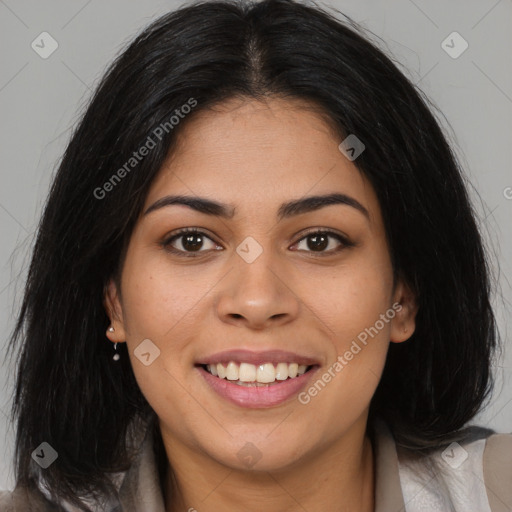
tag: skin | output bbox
[105,96,418,512]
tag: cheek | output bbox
[120,264,204,429]
[119,251,210,404]
[300,284,392,431]
[300,258,393,346]
[121,250,209,341]
[294,248,393,409]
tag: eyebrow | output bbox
[144,193,370,222]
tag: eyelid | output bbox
[294,226,351,243]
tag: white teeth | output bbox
[257,363,275,383]
[275,362,288,380]
[217,364,226,379]
[225,361,239,381]
[205,361,311,384]
[239,362,256,382]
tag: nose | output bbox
[215,252,301,330]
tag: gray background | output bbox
[0,0,511,490]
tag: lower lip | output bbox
[196,365,319,408]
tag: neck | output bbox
[161,419,375,512]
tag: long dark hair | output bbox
[6,0,500,509]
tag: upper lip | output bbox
[196,349,321,367]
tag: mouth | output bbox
[195,359,320,408]
[199,361,316,386]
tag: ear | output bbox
[103,278,127,343]
[389,277,418,343]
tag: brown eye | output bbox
[162,229,219,256]
[293,230,353,255]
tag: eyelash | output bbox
[161,227,354,258]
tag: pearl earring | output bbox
[107,326,120,361]
[113,342,120,361]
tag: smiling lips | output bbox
[205,361,310,385]
[196,349,320,407]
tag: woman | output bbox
[1,0,510,510]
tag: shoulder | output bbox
[482,432,512,511]
[0,486,61,511]
[395,427,512,512]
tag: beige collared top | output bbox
[1,416,511,511]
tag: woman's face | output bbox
[106,97,417,472]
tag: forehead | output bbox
[144,97,379,224]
